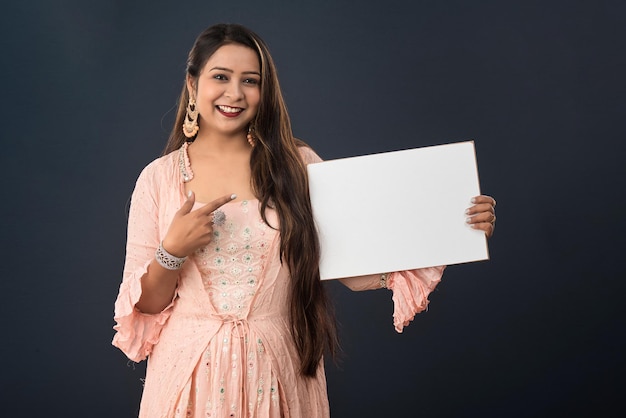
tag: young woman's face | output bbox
[190,43,261,137]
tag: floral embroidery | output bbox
[192,199,273,320]
[270,378,279,404]
[181,195,282,415]
[257,377,265,405]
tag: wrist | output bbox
[380,273,389,289]
[161,238,186,258]
[155,241,187,270]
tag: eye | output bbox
[213,74,228,81]
[243,78,260,85]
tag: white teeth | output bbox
[217,105,243,113]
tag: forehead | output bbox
[203,43,260,72]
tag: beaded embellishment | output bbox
[178,142,193,182]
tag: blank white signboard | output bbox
[307,141,489,280]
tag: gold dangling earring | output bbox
[182,97,199,138]
[247,124,256,147]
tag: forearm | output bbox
[339,273,386,291]
[135,258,180,314]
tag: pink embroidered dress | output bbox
[112,143,444,418]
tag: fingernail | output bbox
[187,190,193,198]
[466,217,472,224]
[464,209,470,215]
[230,194,237,200]
[471,197,477,203]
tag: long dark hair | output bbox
[163,23,338,377]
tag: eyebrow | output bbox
[209,66,261,76]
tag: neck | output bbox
[191,131,250,156]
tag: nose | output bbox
[224,80,244,100]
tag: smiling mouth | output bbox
[216,105,244,116]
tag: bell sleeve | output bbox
[112,165,176,362]
[339,266,444,332]
[386,267,444,332]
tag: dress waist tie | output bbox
[225,318,250,417]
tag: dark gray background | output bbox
[1,0,625,417]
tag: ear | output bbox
[186,75,197,98]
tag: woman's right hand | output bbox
[161,191,236,257]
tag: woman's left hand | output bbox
[466,195,497,238]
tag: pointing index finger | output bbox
[198,193,237,215]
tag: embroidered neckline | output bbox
[178,141,193,182]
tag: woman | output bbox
[112,23,496,418]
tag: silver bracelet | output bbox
[155,241,187,270]
[379,273,389,289]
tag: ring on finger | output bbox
[211,209,226,226]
